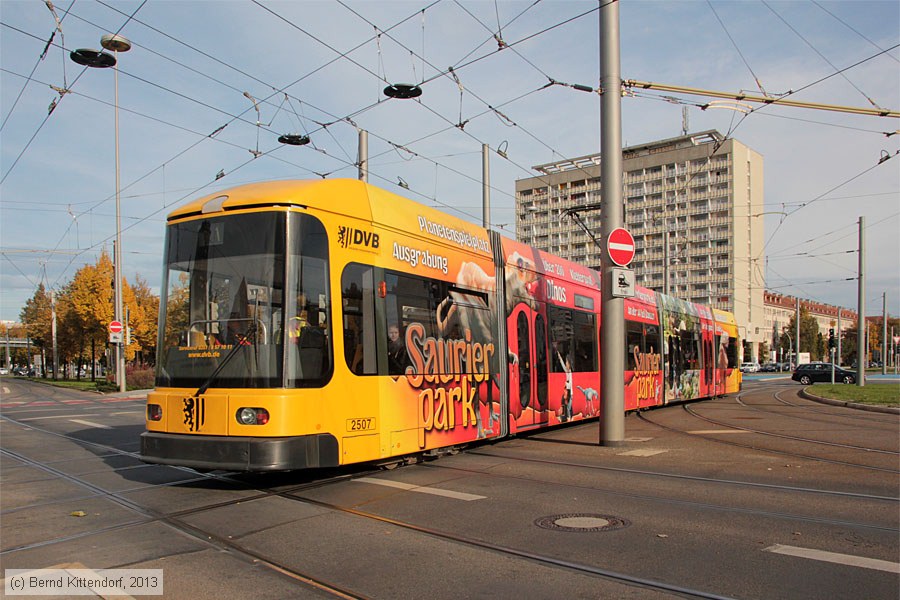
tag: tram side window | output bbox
[626,322,662,371]
[626,321,643,370]
[549,307,597,373]
[286,214,332,387]
[721,334,739,369]
[679,328,700,371]
[341,264,379,375]
[383,270,492,377]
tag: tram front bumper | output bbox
[140,431,339,471]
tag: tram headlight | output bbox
[147,404,162,421]
[236,407,269,425]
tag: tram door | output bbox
[509,306,549,428]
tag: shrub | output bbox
[127,367,155,390]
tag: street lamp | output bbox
[71,34,131,393]
[783,328,793,370]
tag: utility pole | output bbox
[358,129,368,183]
[857,216,865,387]
[663,229,670,296]
[599,0,625,446]
[837,308,842,366]
[882,292,887,375]
[795,296,800,367]
[51,290,59,380]
[482,144,491,229]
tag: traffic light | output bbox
[828,328,835,349]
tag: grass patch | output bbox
[20,377,134,393]
[808,383,900,407]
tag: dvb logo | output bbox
[338,226,380,250]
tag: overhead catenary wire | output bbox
[706,0,770,97]
[762,0,886,111]
[0,0,149,185]
[0,0,70,133]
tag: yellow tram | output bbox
[141,179,740,471]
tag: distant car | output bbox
[0,367,7,375]
[740,362,760,373]
[759,363,778,372]
[792,362,856,385]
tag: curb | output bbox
[799,387,900,415]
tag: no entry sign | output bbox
[108,320,124,334]
[607,227,635,266]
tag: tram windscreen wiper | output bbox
[193,327,255,397]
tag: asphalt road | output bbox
[1,376,898,599]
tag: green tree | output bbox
[778,306,822,361]
[758,340,770,363]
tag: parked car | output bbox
[759,363,779,372]
[792,362,856,385]
[740,362,760,373]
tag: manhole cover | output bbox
[534,514,630,532]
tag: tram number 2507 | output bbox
[346,417,376,432]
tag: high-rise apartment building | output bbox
[515,130,767,351]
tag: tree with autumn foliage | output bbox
[16,250,160,380]
[63,250,116,375]
[64,249,159,366]
[126,275,159,365]
[19,284,53,374]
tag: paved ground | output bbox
[1,376,898,599]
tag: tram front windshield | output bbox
[155,211,331,389]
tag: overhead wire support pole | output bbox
[482,144,490,229]
[622,80,900,118]
[857,216,866,387]
[358,129,368,183]
[599,0,625,447]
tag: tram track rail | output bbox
[755,387,899,430]
[718,381,899,433]
[3,388,897,600]
[685,400,898,456]
[2,413,737,600]
[424,456,898,530]
[636,402,899,475]
[0,443,370,599]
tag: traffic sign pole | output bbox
[599,1,625,448]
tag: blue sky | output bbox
[2,0,898,324]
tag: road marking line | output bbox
[19,414,102,421]
[688,429,753,434]
[355,477,485,501]
[764,544,900,574]
[69,419,112,430]
[617,449,668,457]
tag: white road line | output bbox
[764,544,900,574]
[19,414,102,421]
[688,429,753,434]
[68,419,112,430]
[617,449,668,457]
[355,477,485,501]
